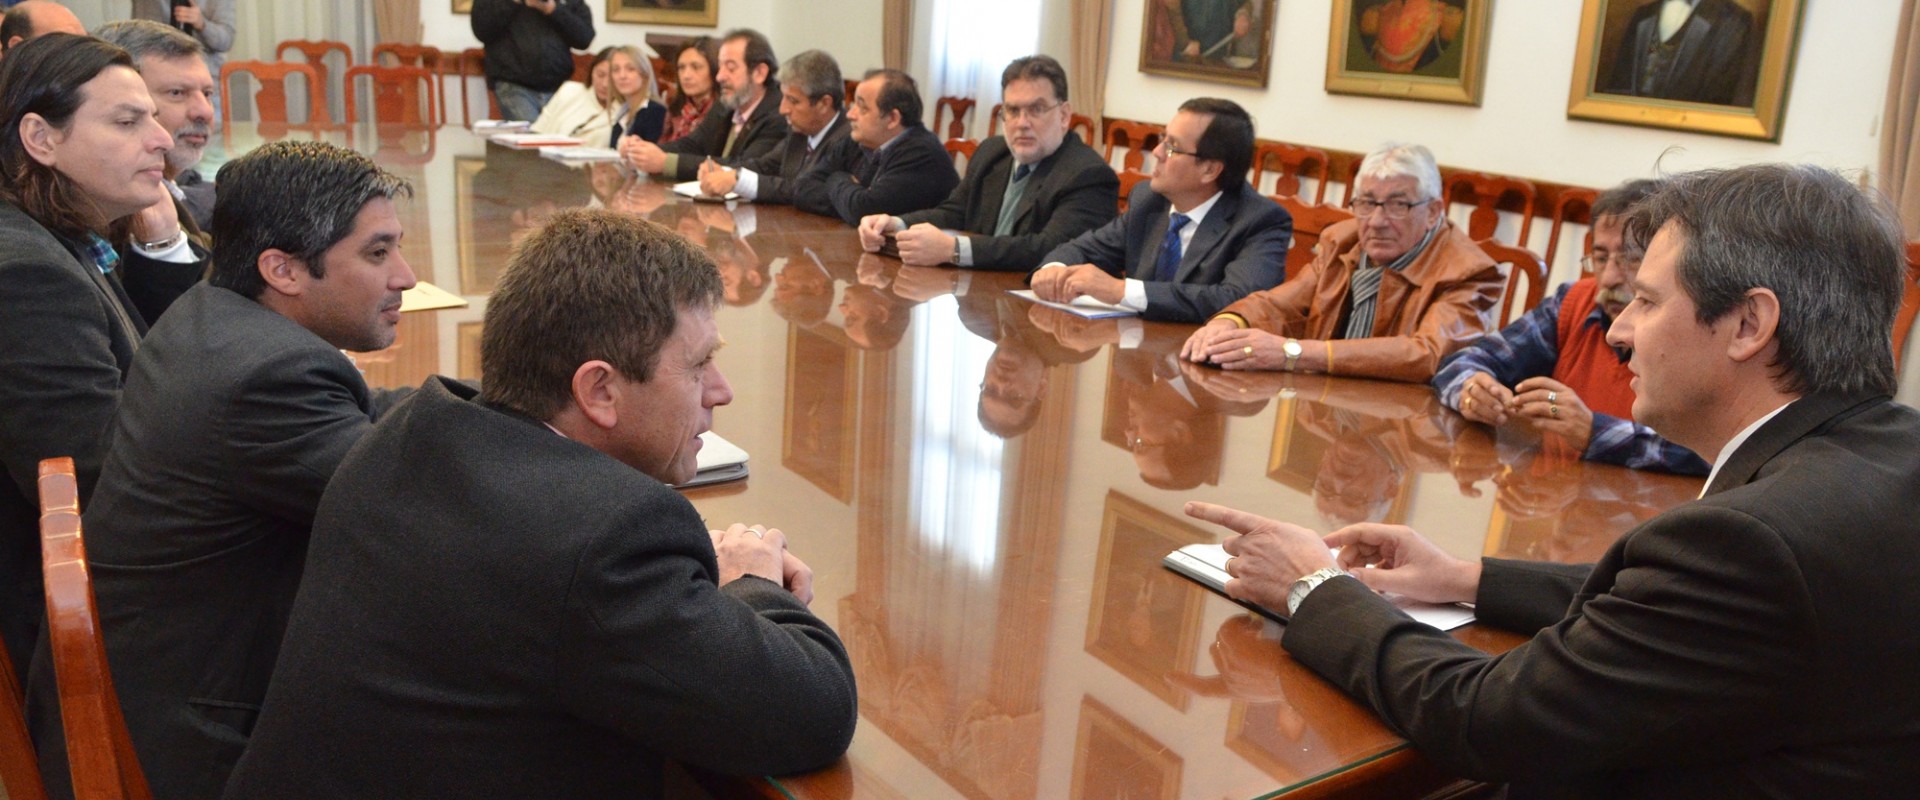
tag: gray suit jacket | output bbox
[899,134,1118,271]
[1284,392,1920,798]
[1039,181,1292,323]
[0,201,143,689]
[224,378,858,799]
[27,282,406,800]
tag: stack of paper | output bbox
[539,145,622,162]
[490,132,585,149]
[1007,289,1137,319]
[471,119,530,133]
[1163,542,1477,630]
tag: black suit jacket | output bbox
[658,84,791,181]
[26,283,407,800]
[0,201,144,688]
[792,124,959,225]
[1285,392,1920,798]
[898,135,1118,271]
[1604,0,1758,106]
[1038,181,1292,323]
[733,112,851,205]
[224,378,858,799]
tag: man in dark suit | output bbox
[224,209,857,799]
[621,28,789,182]
[858,55,1117,271]
[27,141,417,800]
[695,48,849,205]
[1604,0,1759,107]
[1187,164,1920,797]
[791,68,958,225]
[1031,97,1290,323]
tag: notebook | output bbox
[674,431,749,489]
[1164,542,1476,630]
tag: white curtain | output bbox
[924,0,1040,138]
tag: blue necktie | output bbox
[1153,213,1191,282]
[1012,163,1033,183]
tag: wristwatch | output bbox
[1287,566,1349,616]
[1281,338,1303,372]
[950,235,964,265]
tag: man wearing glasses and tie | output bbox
[1432,178,1709,474]
[858,55,1117,272]
[1182,142,1504,382]
[1031,97,1292,323]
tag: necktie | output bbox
[1013,163,1033,182]
[1153,213,1191,282]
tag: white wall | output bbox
[1102,0,1900,189]
[416,0,882,76]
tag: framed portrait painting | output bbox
[1138,0,1278,88]
[1085,491,1212,710]
[1325,0,1492,106]
[609,0,719,27]
[1567,0,1804,140]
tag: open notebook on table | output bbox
[674,431,749,489]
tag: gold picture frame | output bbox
[1566,0,1804,141]
[608,0,719,28]
[1325,0,1491,106]
[1070,697,1184,800]
[1138,0,1278,88]
[782,324,858,503]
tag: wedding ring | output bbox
[749,526,766,539]
[1463,394,1474,408]
[1547,391,1558,404]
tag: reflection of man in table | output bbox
[1188,164,1920,796]
[1604,0,1760,106]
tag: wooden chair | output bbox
[984,106,1094,146]
[944,138,977,172]
[371,45,450,127]
[1341,157,1362,206]
[1547,187,1600,277]
[844,79,859,104]
[219,61,326,139]
[1478,238,1549,325]
[0,637,46,800]
[345,65,440,127]
[932,96,974,141]
[650,55,673,97]
[273,39,351,118]
[1447,171,1538,247]
[1271,196,1355,275]
[1895,242,1920,368]
[456,48,496,124]
[1116,170,1150,213]
[569,51,594,84]
[38,457,152,800]
[1252,141,1331,204]
[1102,119,1164,173]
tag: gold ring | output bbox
[1242,346,1254,356]
[1550,406,1559,417]
[1463,394,1474,408]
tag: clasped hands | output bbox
[1456,372,1594,450]
[709,523,815,605]
[1184,502,1480,612]
[857,215,962,267]
[1029,263,1124,305]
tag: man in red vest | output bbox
[1431,179,1707,474]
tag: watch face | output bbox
[1283,340,1302,357]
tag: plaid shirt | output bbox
[80,232,120,275]
[1433,281,1709,476]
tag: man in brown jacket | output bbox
[1181,143,1504,383]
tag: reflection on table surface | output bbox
[295,125,1704,799]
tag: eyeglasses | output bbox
[1580,250,1643,272]
[1349,198,1434,220]
[1156,139,1201,159]
[999,100,1059,122]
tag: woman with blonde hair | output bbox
[605,45,665,147]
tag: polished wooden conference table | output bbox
[229,125,1704,799]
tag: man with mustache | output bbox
[1432,179,1708,474]
[96,18,218,320]
[621,28,790,182]
[29,140,418,800]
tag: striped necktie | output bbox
[1153,213,1191,282]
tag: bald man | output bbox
[0,1,85,55]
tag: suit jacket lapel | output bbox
[977,146,1014,231]
[1703,392,1885,496]
[1174,187,1239,283]
[1132,211,1172,280]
